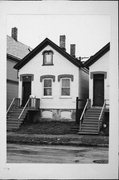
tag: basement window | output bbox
[42,50,54,65]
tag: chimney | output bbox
[70,44,76,58]
[11,27,18,41]
[60,35,66,51]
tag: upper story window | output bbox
[42,50,54,65]
[61,78,70,96]
[43,78,52,96]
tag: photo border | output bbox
[0,1,118,179]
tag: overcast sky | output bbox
[7,15,110,57]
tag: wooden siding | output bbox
[7,58,18,82]
[7,80,18,108]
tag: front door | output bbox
[22,81,31,106]
[93,74,104,106]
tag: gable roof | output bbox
[14,38,83,70]
[84,42,110,68]
[7,35,32,61]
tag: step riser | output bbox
[85,114,100,116]
[79,132,98,134]
[83,120,98,122]
[81,125,98,128]
[7,122,20,124]
[81,127,98,132]
[85,116,100,118]
[84,116,99,119]
[79,129,99,131]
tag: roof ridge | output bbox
[84,42,110,67]
[14,37,83,70]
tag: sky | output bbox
[7,15,110,57]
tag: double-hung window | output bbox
[42,50,53,65]
[61,78,70,96]
[43,78,52,96]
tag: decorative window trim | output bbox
[20,74,34,81]
[42,50,54,66]
[40,75,55,82]
[90,71,107,79]
[58,74,74,82]
[42,50,54,55]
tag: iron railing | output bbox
[79,99,91,131]
[18,97,40,121]
[18,98,30,120]
[98,99,107,132]
[7,97,20,114]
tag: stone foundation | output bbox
[40,109,76,121]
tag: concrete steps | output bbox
[78,107,102,135]
[7,107,28,131]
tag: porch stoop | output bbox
[7,97,40,131]
[7,107,29,130]
[78,107,102,135]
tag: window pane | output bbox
[44,88,52,96]
[62,79,70,87]
[61,88,70,96]
[44,79,52,87]
[45,54,52,64]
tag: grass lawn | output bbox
[16,121,79,135]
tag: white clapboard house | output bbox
[78,43,110,134]
[7,35,89,130]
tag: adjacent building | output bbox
[84,42,110,108]
[77,42,110,134]
[7,27,32,108]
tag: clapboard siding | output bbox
[7,58,18,82]
[7,81,18,108]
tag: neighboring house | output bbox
[78,43,110,135]
[13,35,89,122]
[84,42,110,108]
[7,27,32,108]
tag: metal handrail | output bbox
[7,97,15,114]
[99,100,106,121]
[98,100,106,131]
[18,98,30,120]
[79,99,89,130]
[80,99,89,121]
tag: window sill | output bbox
[42,64,54,66]
[41,96,53,99]
[59,96,72,99]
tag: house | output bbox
[6,35,89,130]
[84,42,110,107]
[7,27,32,108]
[78,43,110,135]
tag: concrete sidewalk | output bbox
[7,132,109,147]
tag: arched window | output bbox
[42,50,54,65]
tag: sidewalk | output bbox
[7,132,109,147]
